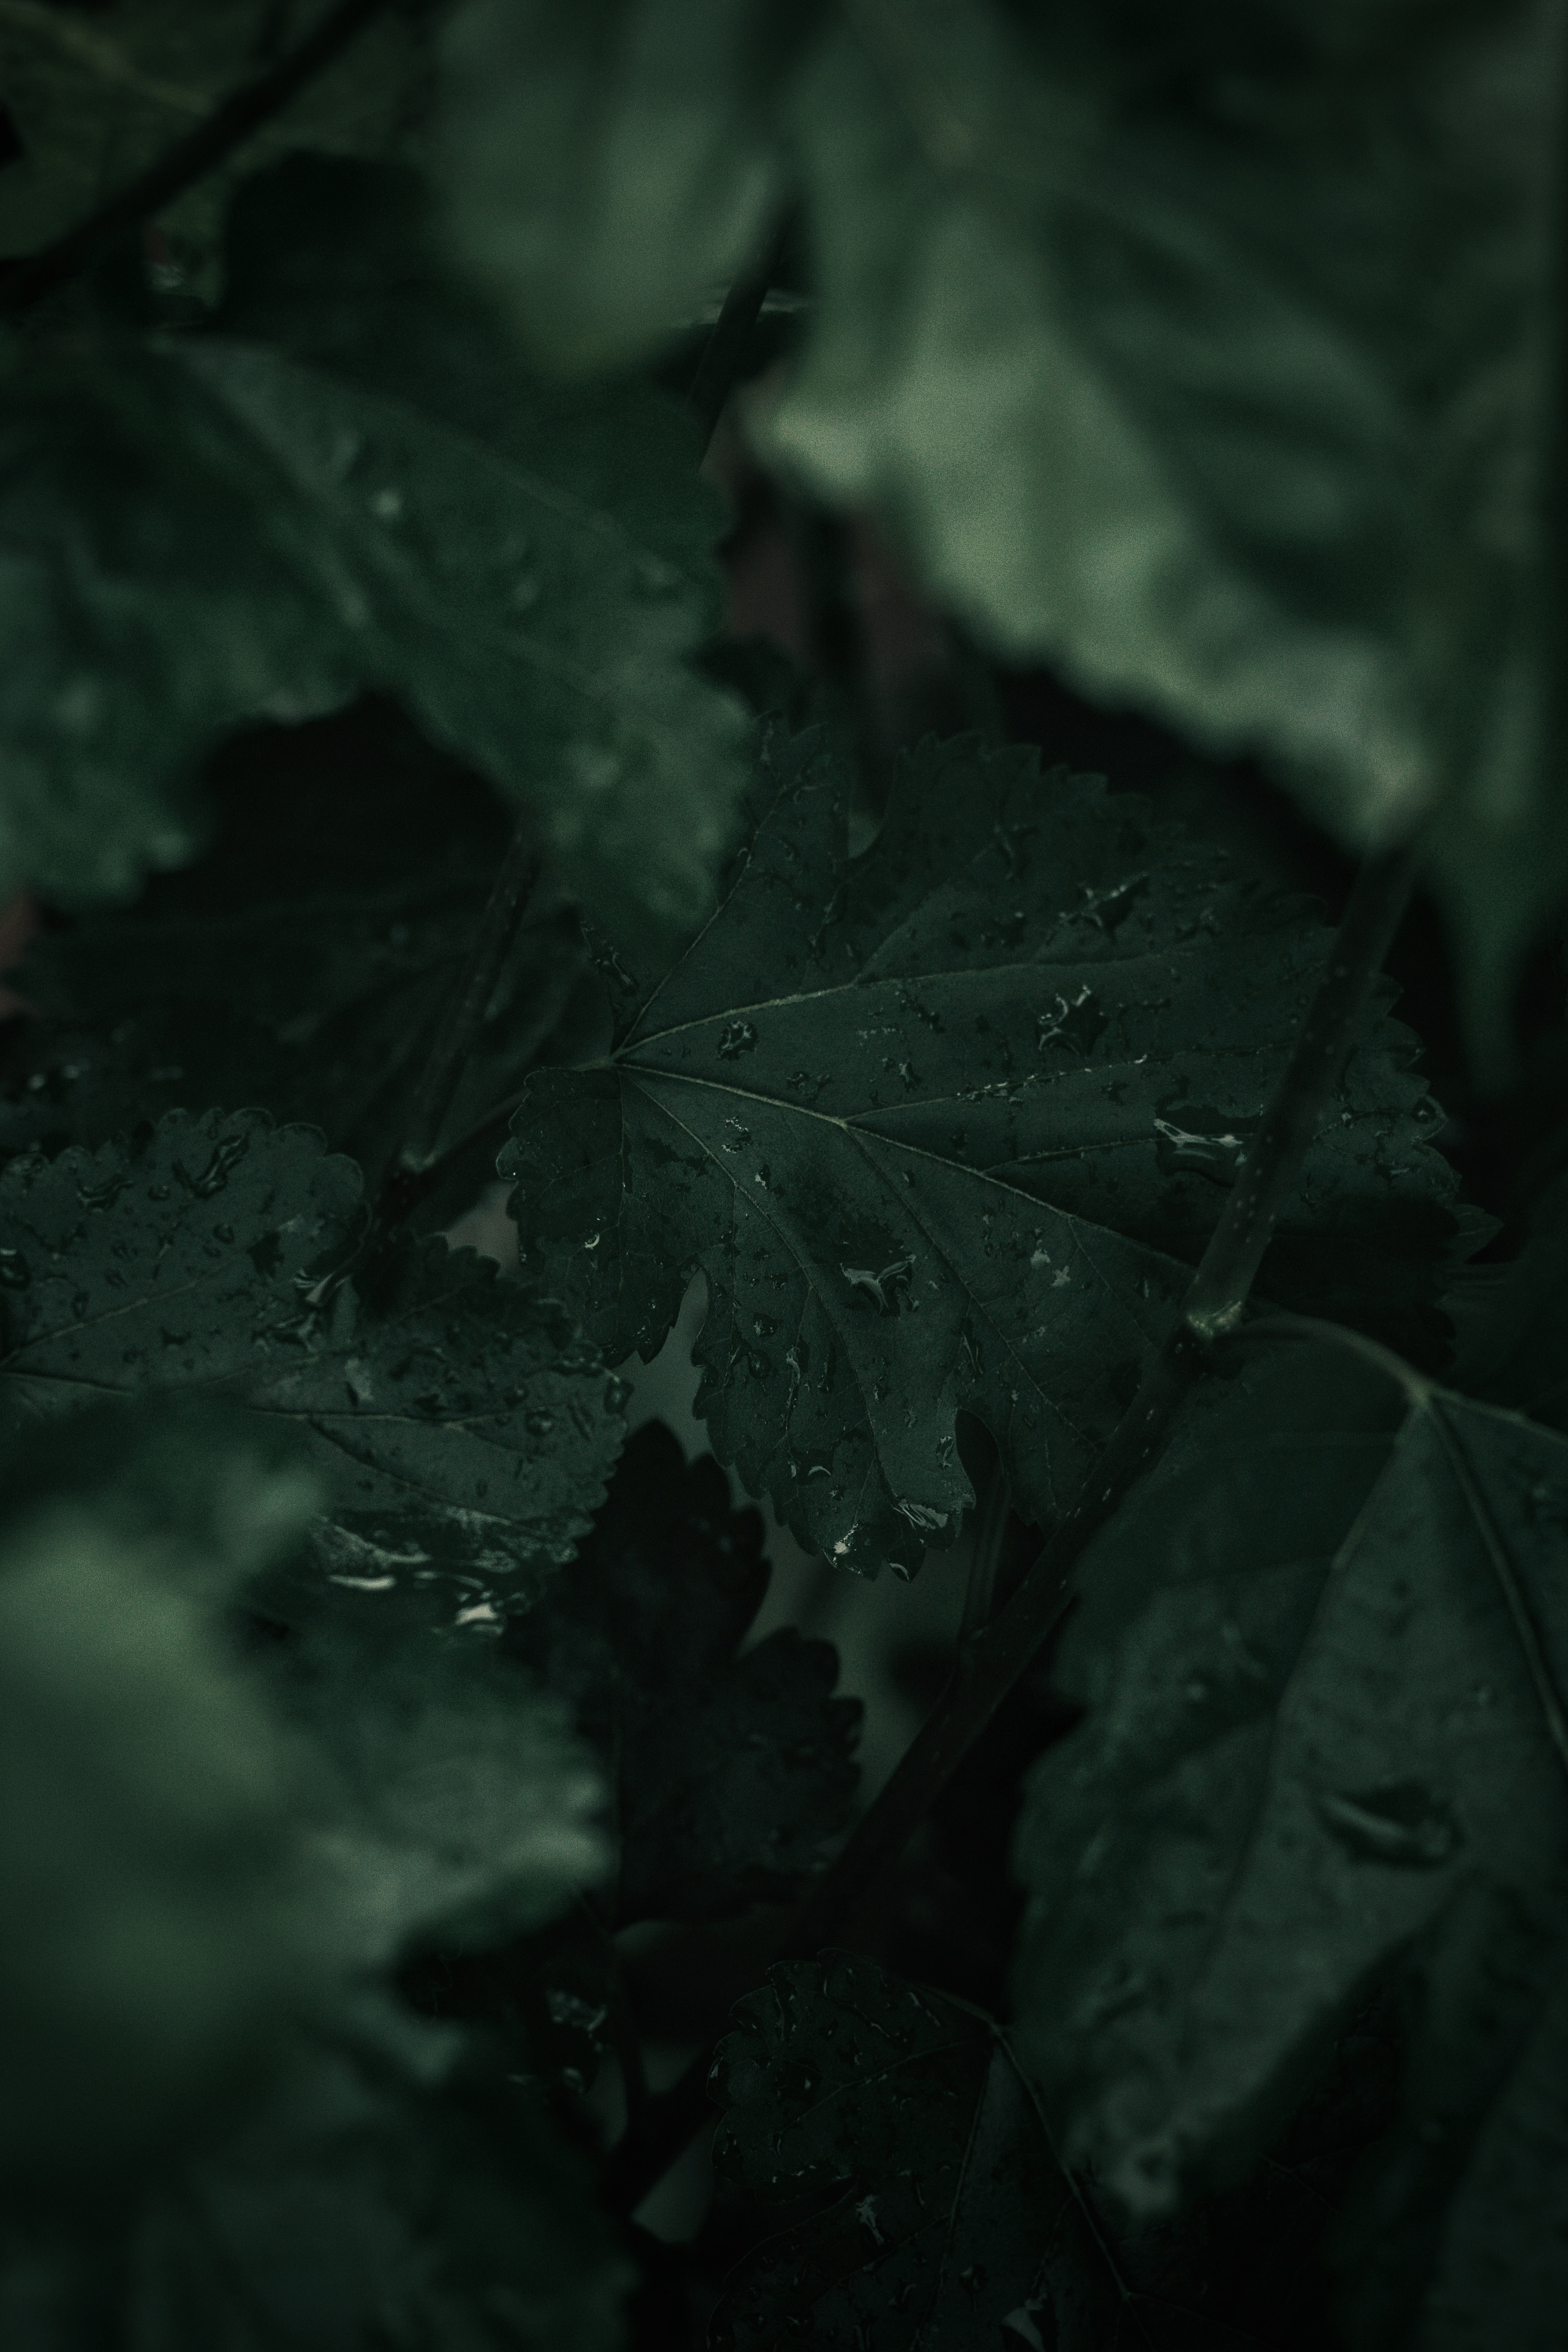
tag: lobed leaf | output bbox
[0,153,751,955]
[1011,1336,1568,2349]
[502,719,1461,1573]
[0,1107,627,1614]
[440,0,1563,1045]
[505,1420,861,1925]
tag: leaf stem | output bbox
[958,1458,1011,1647]
[607,838,1418,2208]
[685,212,795,459]
[0,0,396,316]
[375,820,541,1229]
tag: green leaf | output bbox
[253,1564,610,1968]
[1010,1336,1568,2349]
[439,0,787,372]
[0,1396,328,2180]
[501,720,1462,1573]
[0,0,430,277]
[0,152,750,954]
[709,1950,1128,2348]
[0,697,593,1181]
[0,1106,627,1613]
[1445,1166,1568,1431]
[504,1419,860,1924]
[1,2047,632,2352]
[446,0,1561,1045]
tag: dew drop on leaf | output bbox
[719,1019,758,1058]
[1317,1782,1460,1868]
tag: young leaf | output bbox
[709,1950,1127,2348]
[0,697,591,1181]
[0,1107,627,1613]
[1,2048,632,2352]
[0,153,750,954]
[504,1420,861,1925]
[502,721,1461,1572]
[0,1396,329,2180]
[0,0,429,279]
[1011,1338,1568,2350]
[443,0,1561,1043]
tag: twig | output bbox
[686,212,795,459]
[0,0,394,315]
[606,839,1418,2211]
[375,821,541,1230]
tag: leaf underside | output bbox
[504,718,1462,1573]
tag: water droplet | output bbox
[1037,983,1107,1058]
[0,1248,29,1288]
[1154,1110,1251,1185]
[719,1019,758,1058]
[1318,1782,1459,1868]
[632,553,681,597]
[525,1409,555,1437]
[177,1131,249,1199]
[370,485,404,522]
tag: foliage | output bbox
[440,0,1563,1051]
[0,3,1565,2349]
[505,715,1460,1572]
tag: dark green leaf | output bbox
[1445,1165,1568,1431]
[502,720,1461,1573]
[0,1107,627,1613]
[709,1950,1128,2349]
[443,0,1561,1044]
[0,153,750,954]
[0,0,430,281]
[504,1420,860,1925]
[1,2048,632,2352]
[0,1396,328,2180]
[0,697,593,1180]
[1011,1337,1568,2349]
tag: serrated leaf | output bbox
[504,1420,860,1924]
[1010,1338,1568,2350]
[0,0,430,278]
[0,1396,328,2180]
[445,0,1562,1046]
[501,720,1461,1573]
[0,697,592,1177]
[0,153,750,953]
[709,1951,1132,2349]
[1,2048,632,2352]
[0,1107,627,1612]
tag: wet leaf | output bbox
[0,153,750,955]
[709,1950,1129,2349]
[0,1107,627,1615]
[1011,1337,1568,2350]
[505,1420,860,1925]
[503,720,1461,1573]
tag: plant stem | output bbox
[607,838,1418,2211]
[957,1458,1011,1647]
[686,213,795,459]
[375,821,541,1230]
[0,0,395,316]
